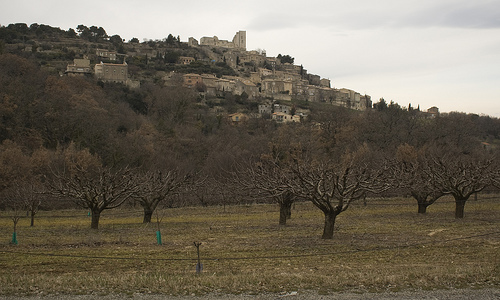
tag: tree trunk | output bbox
[417,202,428,214]
[322,210,338,239]
[286,201,292,220]
[143,208,154,223]
[455,198,467,219]
[91,210,101,229]
[30,211,35,227]
[279,202,288,226]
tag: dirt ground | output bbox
[3,288,500,300]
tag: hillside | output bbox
[1,22,500,210]
[0,24,374,113]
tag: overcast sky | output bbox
[2,0,500,116]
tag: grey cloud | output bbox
[246,13,301,31]
[441,3,500,28]
[396,2,500,29]
[264,1,500,30]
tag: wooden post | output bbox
[194,242,203,273]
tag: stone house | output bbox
[215,78,235,93]
[234,79,259,99]
[359,95,372,111]
[200,74,218,95]
[292,80,310,97]
[281,63,300,73]
[274,104,291,114]
[94,61,128,83]
[265,57,278,70]
[240,50,266,66]
[65,58,92,76]
[262,79,293,96]
[320,78,331,88]
[188,37,199,47]
[228,112,248,123]
[339,88,362,109]
[258,104,272,115]
[201,74,218,87]
[308,74,321,86]
[249,72,262,85]
[183,73,202,88]
[96,49,117,61]
[305,85,320,102]
[258,68,273,77]
[427,106,440,118]
[179,56,195,65]
[272,112,300,123]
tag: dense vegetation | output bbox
[1,23,500,238]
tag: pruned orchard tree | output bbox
[1,185,24,244]
[0,140,32,194]
[426,146,495,219]
[489,150,500,190]
[291,144,390,239]
[46,144,138,229]
[235,153,296,226]
[233,124,322,225]
[393,144,446,214]
[132,169,191,223]
[8,180,46,226]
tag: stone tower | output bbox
[232,31,246,50]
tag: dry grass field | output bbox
[0,195,499,297]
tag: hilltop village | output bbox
[62,31,379,122]
[1,25,439,121]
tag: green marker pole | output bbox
[156,231,162,245]
[11,232,18,245]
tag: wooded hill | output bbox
[1,23,500,238]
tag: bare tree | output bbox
[192,176,213,207]
[132,169,191,223]
[0,183,29,244]
[235,154,296,225]
[45,144,138,229]
[48,165,137,229]
[393,144,446,214]
[426,147,494,218]
[291,145,390,239]
[13,180,46,226]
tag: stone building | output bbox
[94,61,128,83]
[261,79,293,96]
[228,112,248,123]
[427,106,440,118]
[308,74,321,86]
[188,37,199,47]
[96,49,117,61]
[183,73,202,88]
[320,78,331,88]
[239,50,266,66]
[65,58,92,76]
[179,56,195,65]
[234,79,259,99]
[232,31,246,49]
[198,31,246,50]
[259,104,272,115]
[272,112,300,123]
[216,78,235,93]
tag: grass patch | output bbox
[0,195,499,296]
